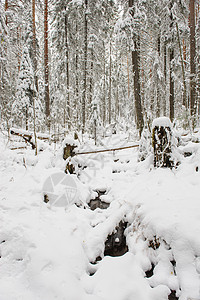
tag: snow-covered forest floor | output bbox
[0,128,200,300]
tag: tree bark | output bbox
[5,0,8,26]
[75,20,79,129]
[33,93,38,155]
[17,26,21,72]
[169,47,174,121]
[189,0,196,119]
[44,0,50,130]
[131,39,144,135]
[163,39,167,116]
[129,0,144,136]
[64,13,70,129]
[103,43,106,126]
[156,35,161,117]
[183,39,186,68]
[108,39,112,124]
[89,47,94,105]
[176,22,187,108]
[127,54,130,99]
[32,0,38,91]
[25,105,28,130]
[169,1,174,122]
[82,0,88,133]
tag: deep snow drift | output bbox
[0,129,200,300]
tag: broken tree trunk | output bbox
[152,117,173,168]
[10,129,36,149]
[63,139,78,174]
[10,128,49,150]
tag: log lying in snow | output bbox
[10,128,50,150]
[10,146,27,150]
[10,128,49,140]
[76,144,139,155]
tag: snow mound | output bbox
[152,117,172,129]
[0,131,200,300]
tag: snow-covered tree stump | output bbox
[63,138,78,174]
[63,144,76,160]
[152,117,173,168]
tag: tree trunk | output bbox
[64,13,70,129]
[89,47,94,105]
[5,0,8,26]
[44,0,50,130]
[131,39,144,135]
[75,49,79,128]
[169,1,174,122]
[32,0,38,91]
[190,0,196,120]
[156,35,161,117]
[17,27,21,72]
[169,47,174,121]
[75,20,79,129]
[127,54,130,99]
[183,39,186,68]
[5,0,8,56]
[129,0,144,136]
[103,44,106,126]
[176,22,187,108]
[25,105,28,130]
[108,39,112,124]
[116,83,119,120]
[33,92,38,155]
[163,39,167,116]
[82,0,88,134]
[198,57,200,116]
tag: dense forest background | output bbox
[0,0,200,139]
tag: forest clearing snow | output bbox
[0,132,200,300]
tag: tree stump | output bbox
[63,144,77,160]
[152,117,173,168]
[63,139,78,174]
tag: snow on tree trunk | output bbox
[82,0,88,134]
[129,0,144,136]
[44,0,50,130]
[63,138,78,174]
[152,117,173,168]
[64,12,70,130]
[32,0,38,92]
[190,0,196,123]
[169,1,174,122]
[13,47,34,129]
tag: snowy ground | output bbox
[0,129,200,300]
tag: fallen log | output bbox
[10,129,35,149]
[10,128,50,150]
[10,128,49,141]
[10,146,27,150]
[76,144,139,155]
